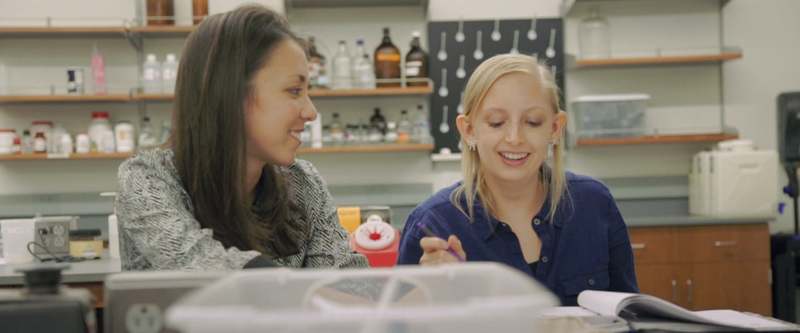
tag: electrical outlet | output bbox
[125,303,163,333]
[33,219,71,257]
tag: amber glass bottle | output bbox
[404,31,428,87]
[374,27,401,87]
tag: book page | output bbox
[695,310,799,331]
[577,290,638,316]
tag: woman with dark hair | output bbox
[116,5,367,270]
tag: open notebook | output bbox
[573,290,799,332]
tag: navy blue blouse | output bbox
[397,172,639,305]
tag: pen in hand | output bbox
[417,223,466,262]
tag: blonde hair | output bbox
[450,54,569,223]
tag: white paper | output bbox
[539,306,599,318]
[695,310,799,331]
[577,290,637,316]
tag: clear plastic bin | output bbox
[166,263,558,333]
[572,94,650,138]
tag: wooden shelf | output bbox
[0,144,433,161]
[0,26,127,37]
[576,133,739,146]
[286,0,428,10]
[573,51,743,68]
[0,94,132,103]
[298,143,434,154]
[132,94,173,101]
[132,86,434,101]
[0,25,196,38]
[561,0,731,17]
[128,25,196,36]
[308,86,432,97]
[0,152,132,161]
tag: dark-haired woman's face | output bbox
[245,39,317,166]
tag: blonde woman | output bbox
[397,54,638,305]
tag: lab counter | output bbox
[626,215,771,227]
[0,257,121,285]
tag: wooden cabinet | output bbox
[629,223,771,316]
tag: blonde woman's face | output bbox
[465,72,564,186]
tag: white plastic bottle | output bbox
[88,112,112,152]
[352,38,376,89]
[142,54,162,94]
[332,41,353,90]
[114,121,135,153]
[162,53,179,94]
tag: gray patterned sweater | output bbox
[115,148,367,271]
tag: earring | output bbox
[467,140,477,151]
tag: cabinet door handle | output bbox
[671,279,678,302]
[713,240,737,247]
[631,243,646,250]
[686,279,693,306]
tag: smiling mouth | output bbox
[500,152,530,160]
[289,129,304,142]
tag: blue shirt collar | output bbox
[466,186,564,241]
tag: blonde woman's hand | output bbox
[419,235,466,266]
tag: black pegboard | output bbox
[427,18,564,153]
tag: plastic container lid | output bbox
[91,111,110,119]
[0,128,16,133]
[146,54,158,62]
[575,94,651,102]
[166,263,558,333]
[166,53,177,62]
[31,120,54,126]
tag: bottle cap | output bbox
[91,111,110,119]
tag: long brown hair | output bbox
[172,5,305,257]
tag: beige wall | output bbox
[722,0,800,233]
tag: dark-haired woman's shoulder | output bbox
[118,147,184,199]
[283,158,369,268]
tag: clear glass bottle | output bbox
[578,9,611,59]
[352,38,376,89]
[138,116,158,149]
[397,110,412,143]
[369,107,387,135]
[332,41,353,90]
[413,104,432,143]
[162,53,179,94]
[21,130,33,154]
[142,54,162,94]
[329,112,345,144]
[159,120,171,145]
[307,37,329,89]
[384,121,399,143]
